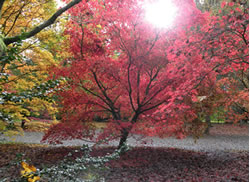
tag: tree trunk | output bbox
[204,115,211,135]
[118,129,129,151]
[118,114,139,152]
[21,120,26,129]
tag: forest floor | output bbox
[0,123,248,181]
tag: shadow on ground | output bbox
[0,144,248,182]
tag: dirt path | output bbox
[0,130,248,152]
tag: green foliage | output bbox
[195,0,221,12]
[0,35,6,56]
[195,0,248,15]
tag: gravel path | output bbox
[0,131,248,152]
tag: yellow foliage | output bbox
[96,24,102,29]
[0,0,65,131]
[27,98,58,116]
[21,161,40,182]
[0,103,30,121]
[1,0,56,37]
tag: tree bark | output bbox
[118,129,129,150]
[118,113,140,150]
[21,120,26,129]
[204,115,211,135]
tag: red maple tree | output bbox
[194,0,249,123]
[42,0,248,147]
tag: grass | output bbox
[201,120,225,124]
[10,119,58,133]
[23,120,107,132]
[12,118,229,134]
[90,122,107,129]
[211,120,225,123]
[23,121,53,132]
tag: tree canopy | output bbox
[42,0,248,147]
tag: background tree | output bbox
[183,0,248,136]
[196,0,248,123]
[0,0,84,134]
[195,0,221,12]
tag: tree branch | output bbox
[3,0,83,46]
[136,68,141,107]
[78,79,109,106]
[127,58,136,112]
[0,0,5,18]
[140,100,166,114]
[5,4,25,36]
[91,71,121,119]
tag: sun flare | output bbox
[144,0,178,28]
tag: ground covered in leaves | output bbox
[0,144,248,182]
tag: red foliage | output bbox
[41,122,94,144]
[43,0,248,145]
[197,1,249,122]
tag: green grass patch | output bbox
[211,120,225,124]
[202,120,225,124]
